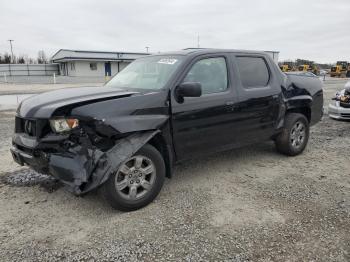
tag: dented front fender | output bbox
[49,130,160,195]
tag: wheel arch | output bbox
[286,106,311,123]
[285,96,313,123]
[148,133,173,178]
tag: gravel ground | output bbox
[0,80,349,261]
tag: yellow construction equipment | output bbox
[330,61,350,78]
[297,63,320,76]
[298,64,309,72]
[279,62,295,72]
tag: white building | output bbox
[51,49,148,77]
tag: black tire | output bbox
[275,113,309,156]
[101,144,165,211]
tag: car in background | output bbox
[329,81,350,120]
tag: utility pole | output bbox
[197,35,200,48]
[145,46,150,53]
[8,39,14,63]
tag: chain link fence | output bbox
[0,64,59,77]
[0,75,105,84]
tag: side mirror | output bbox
[175,82,202,103]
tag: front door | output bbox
[171,55,239,160]
[104,62,111,76]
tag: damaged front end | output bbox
[329,85,350,120]
[11,116,160,195]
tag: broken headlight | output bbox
[49,118,79,133]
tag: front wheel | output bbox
[101,144,165,211]
[275,113,310,156]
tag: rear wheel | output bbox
[101,144,165,211]
[275,113,309,156]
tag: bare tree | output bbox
[37,50,48,64]
[3,53,11,64]
[0,52,43,64]
[12,55,18,64]
[18,55,25,64]
[22,54,29,64]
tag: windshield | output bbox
[105,55,184,90]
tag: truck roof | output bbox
[156,48,275,57]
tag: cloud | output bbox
[0,0,349,63]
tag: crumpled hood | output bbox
[18,86,138,118]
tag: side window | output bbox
[183,57,228,95]
[236,56,270,88]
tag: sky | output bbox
[0,0,349,63]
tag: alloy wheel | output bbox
[290,121,306,149]
[114,155,156,200]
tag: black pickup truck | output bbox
[11,49,323,211]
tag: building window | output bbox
[90,63,97,71]
[70,62,75,71]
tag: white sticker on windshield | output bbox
[157,58,178,65]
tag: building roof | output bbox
[51,49,149,62]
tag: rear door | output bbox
[230,54,281,144]
[170,54,239,159]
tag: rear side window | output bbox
[236,56,270,88]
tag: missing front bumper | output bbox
[11,130,160,195]
[10,147,48,172]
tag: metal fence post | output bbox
[53,73,56,84]
[4,73,7,83]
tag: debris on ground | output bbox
[1,168,61,192]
